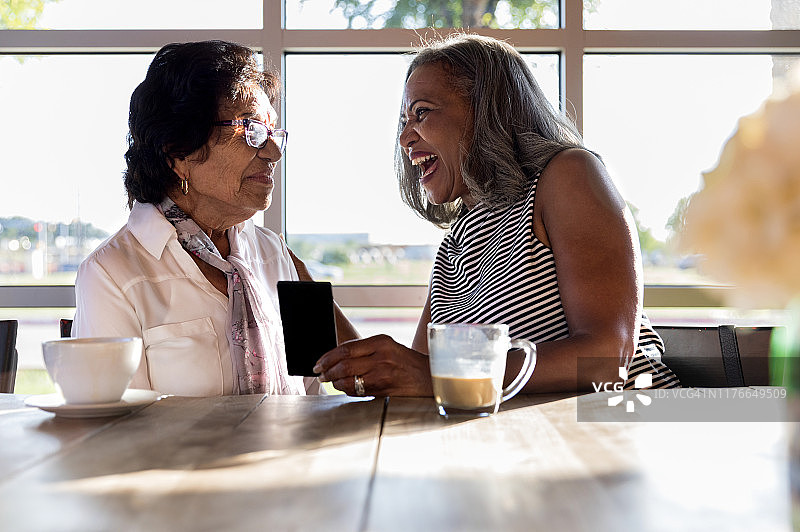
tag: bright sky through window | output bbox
[0,0,788,247]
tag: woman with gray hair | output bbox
[315,33,679,395]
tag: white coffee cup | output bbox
[428,323,536,417]
[42,337,142,404]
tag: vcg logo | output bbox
[592,367,654,413]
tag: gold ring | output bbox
[354,375,366,396]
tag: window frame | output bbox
[0,0,798,309]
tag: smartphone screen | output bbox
[277,281,337,376]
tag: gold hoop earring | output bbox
[181,178,189,195]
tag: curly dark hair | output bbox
[396,33,586,227]
[123,40,280,208]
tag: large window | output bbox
[583,53,798,284]
[14,0,262,29]
[285,0,560,29]
[0,54,151,285]
[2,0,798,386]
[585,0,799,30]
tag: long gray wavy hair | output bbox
[396,33,585,227]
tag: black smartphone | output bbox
[277,280,337,376]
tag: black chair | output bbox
[0,320,19,393]
[60,318,73,339]
[735,326,780,386]
[655,324,774,387]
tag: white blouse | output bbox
[73,201,322,397]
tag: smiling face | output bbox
[399,62,475,207]
[171,88,282,232]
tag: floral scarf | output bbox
[158,197,303,395]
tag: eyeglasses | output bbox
[214,119,288,153]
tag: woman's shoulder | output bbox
[75,224,147,293]
[241,221,293,266]
[537,148,613,195]
[537,147,623,216]
[80,224,136,269]
[245,221,283,250]
[541,148,604,179]
[84,201,179,267]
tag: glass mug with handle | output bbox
[428,323,537,417]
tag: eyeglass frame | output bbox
[213,118,288,153]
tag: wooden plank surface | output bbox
[0,394,385,532]
[369,393,791,532]
[0,393,121,481]
[2,391,791,531]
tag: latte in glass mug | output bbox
[428,323,536,417]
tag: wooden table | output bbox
[0,391,791,531]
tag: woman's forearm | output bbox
[334,302,360,344]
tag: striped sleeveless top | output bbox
[429,175,680,390]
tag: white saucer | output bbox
[25,389,165,418]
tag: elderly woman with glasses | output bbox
[73,40,357,397]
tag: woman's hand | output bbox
[314,334,433,397]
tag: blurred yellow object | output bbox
[681,91,800,309]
